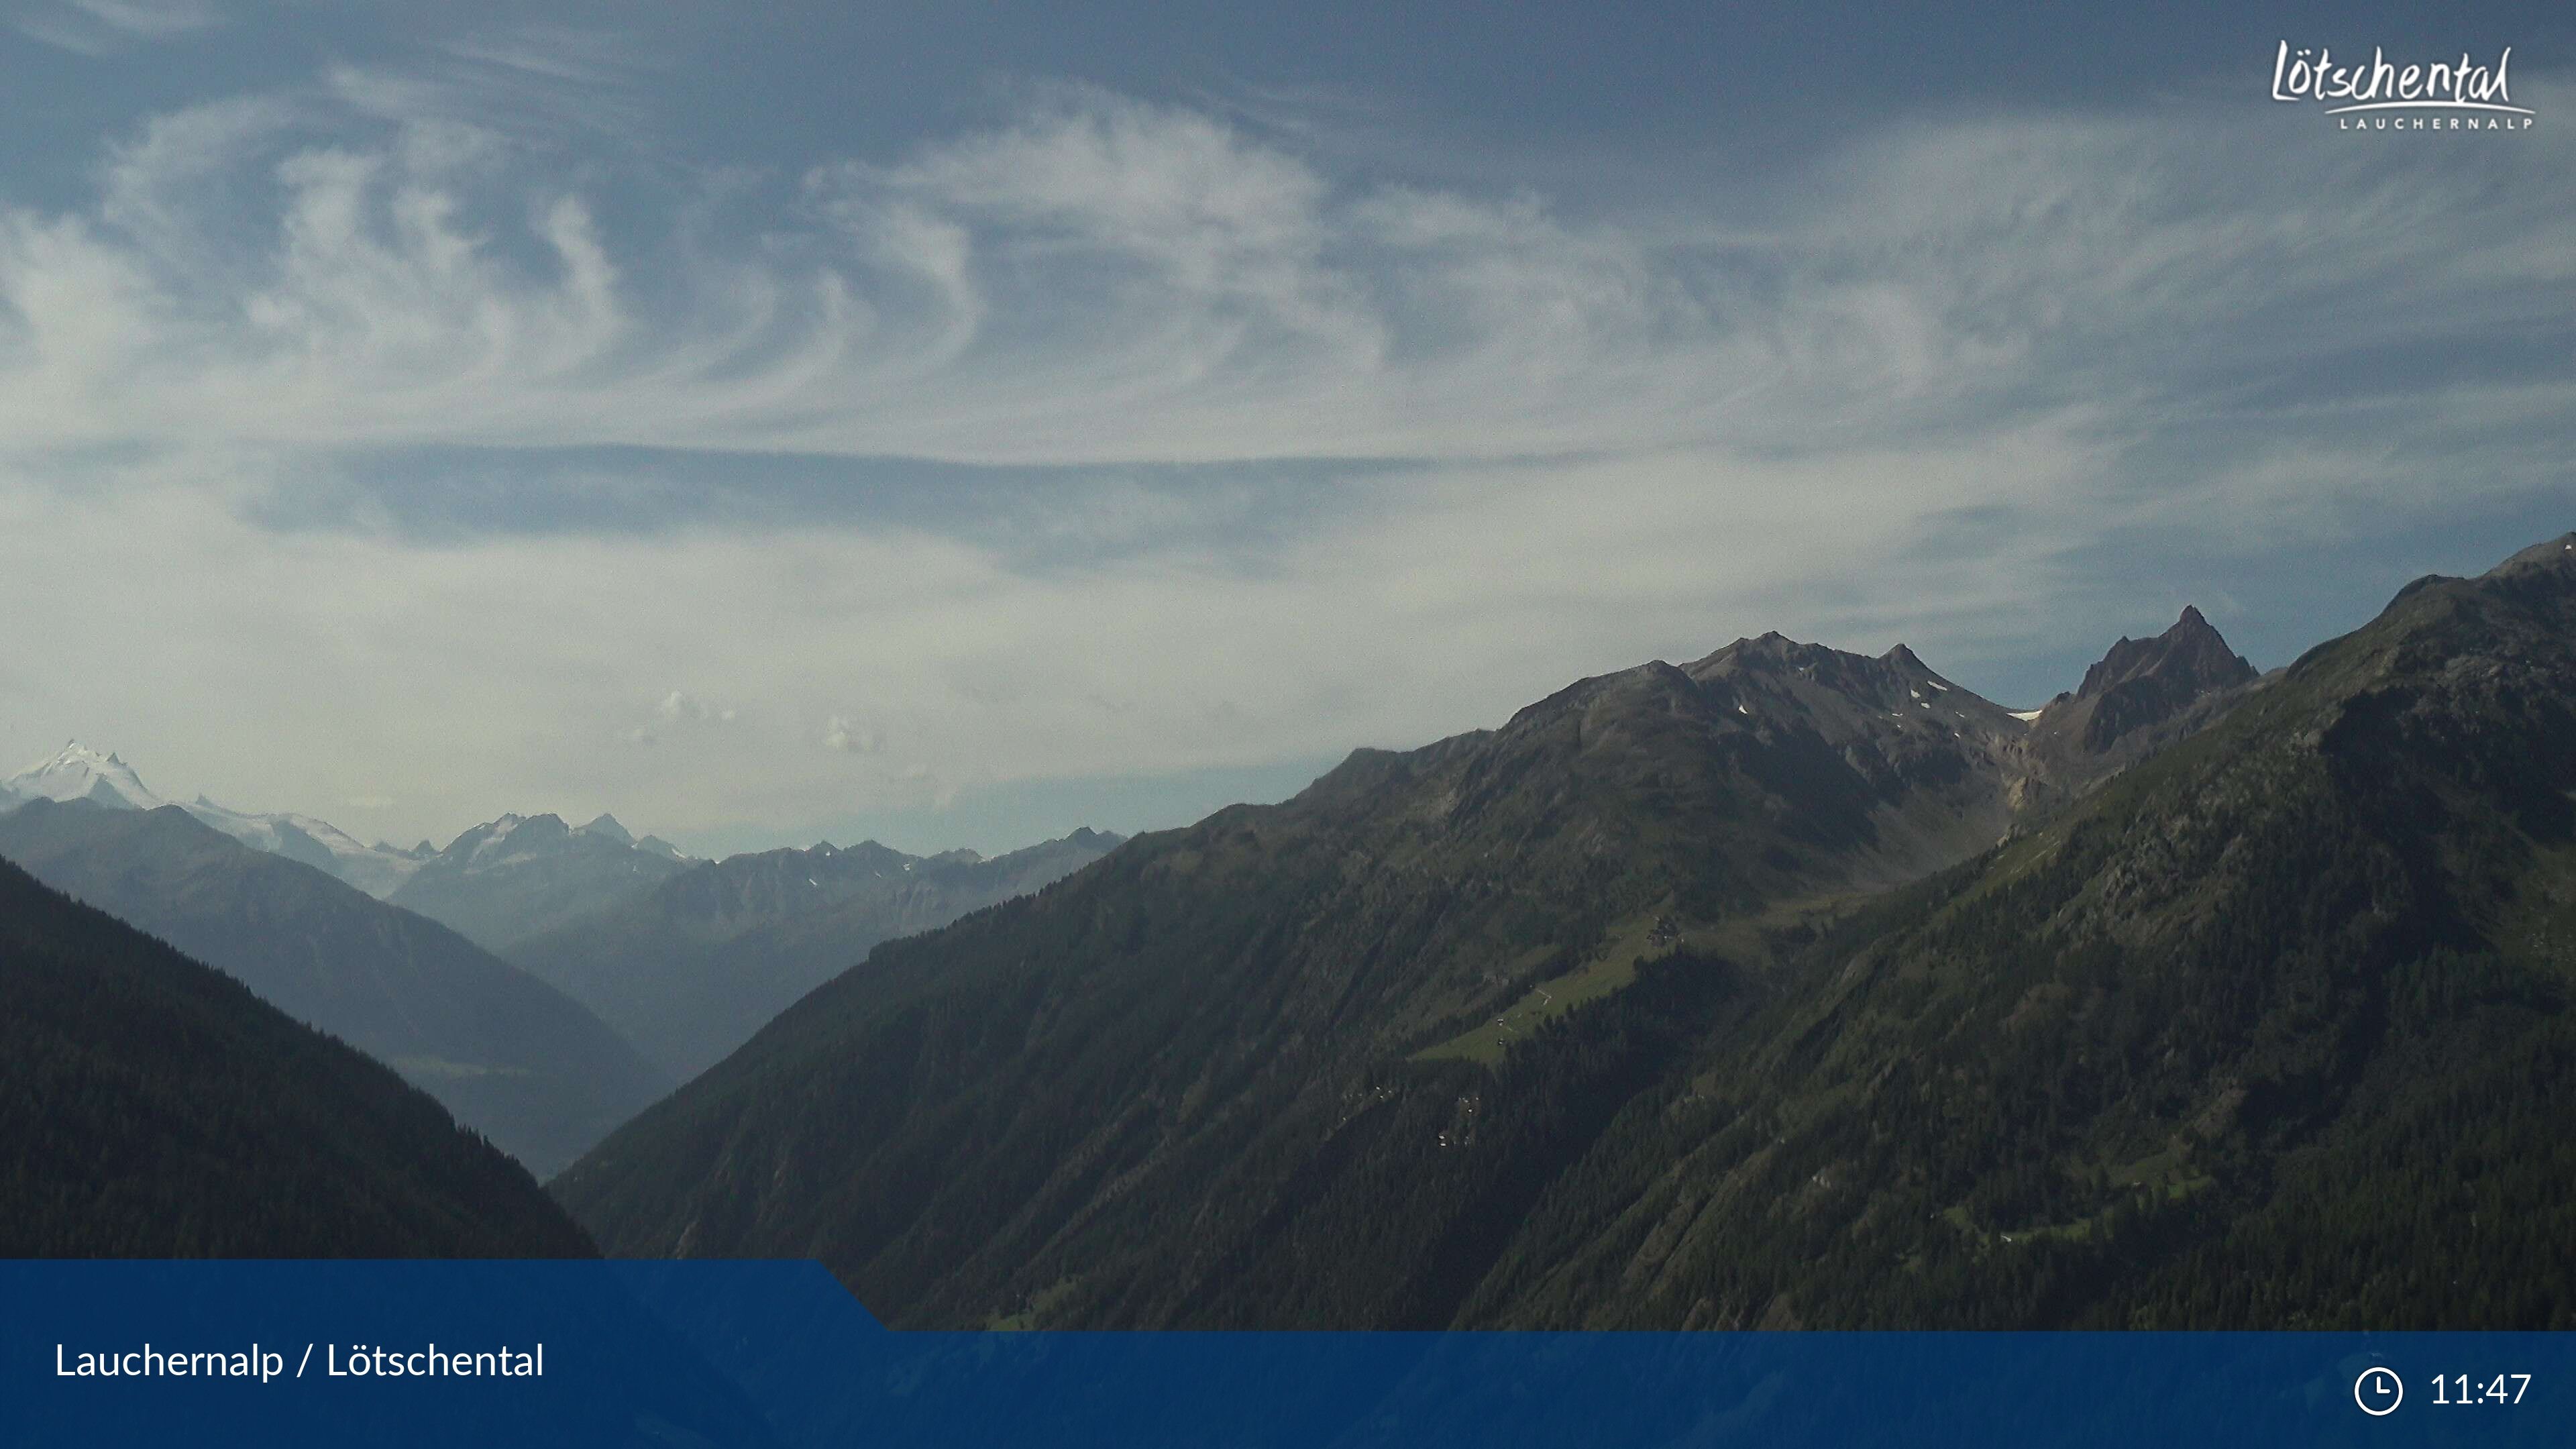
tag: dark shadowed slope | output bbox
[507,829,1123,1079]
[555,633,2070,1322]
[0,803,669,1177]
[0,856,593,1256]
[559,542,2576,1328]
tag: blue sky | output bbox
[0,0,2569,857]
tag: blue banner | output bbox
[2,1260,2564,1446]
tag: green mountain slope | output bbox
[0,802,669,1177]
[557,633,2060,1320]
[1457,531,2576,1329]
[0,855,593,1256]
[558,535,2575,1328]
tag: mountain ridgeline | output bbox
[507,828,1125,1079]
[388,812,694,954]
[0,855,592,1256]
[0,735,1125,1176]
[0,748,700,934]
[0,802,668,1178]
[548,533,2576,1330]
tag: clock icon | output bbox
[2355,1366,2404,1416]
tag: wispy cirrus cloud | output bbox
[3,78,2568,470]
[14,0,222,54]
[0,65,2569,851]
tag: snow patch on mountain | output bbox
[2,742,168,812]
[3,743,434,896]
[184,795,429,896]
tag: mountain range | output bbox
[506,828,1125,1079]
[9,531,2570,1326]
[1,743,433,896]
[557,533,2576,1330]
[386,811,694,953]
[0,747,696,940]
[0,745,1125,1175]
[0,851,592,1256]
[0,800,668,1177]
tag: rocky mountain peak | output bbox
[2038,606,2258,758]
[578,813,633,844]
[2074,606,2256,704]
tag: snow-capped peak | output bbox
[0,742,421,898]
[181,793,431,898]
[3,741,168,812]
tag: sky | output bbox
[0,0,2569,859]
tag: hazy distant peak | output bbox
[16,764,438,899]
[568,811,687,861]
[578,812,633,844]
[437,810,654,867]
[3,741,166,812]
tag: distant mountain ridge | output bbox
[0,800,669,1177]
[0,742,441,894]
[506,827,1126,1079]
[386,811,695,953]
[0,747,696,920]
[1,740,1133,1093]
[0,852,594,1256]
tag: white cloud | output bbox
[0,75,2569,849]
[0,423,2243,848]
[655,690,734,723]
[822,716,885,754]
[0,77,2567,472]
[15,0,223,53]
[74,0,221,37]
